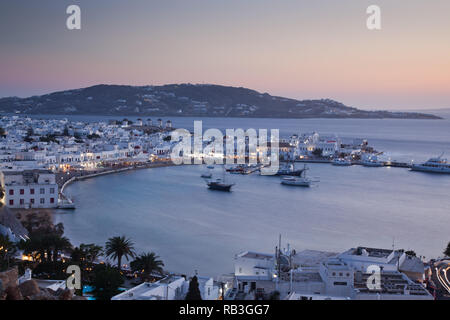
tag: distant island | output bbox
[0,84,441,119]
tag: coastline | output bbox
[59,160,176,196]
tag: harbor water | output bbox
[54,117,450,276]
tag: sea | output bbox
[45,113,450,276]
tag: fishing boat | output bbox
[411,153,450,174]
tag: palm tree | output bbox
[130,252,164,280]
[105,236,135,272]
[80,244,103,264]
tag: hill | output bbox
[0,84,441,119]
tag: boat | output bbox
[332,158,352,166]
[361,156,383,167]
[57,198,76,209]
[227,164,259,175]
[206,165,215,169]
[273,162,304,176]
[201,173,212,179]
[206,166,235,191]
[411,153,450,174]
[280,166,312,187]
[280,176,311,187]
[207,179,235,191]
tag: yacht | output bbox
[332,158,352,166]
[411,154,450,174]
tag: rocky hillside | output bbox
[0,84,441,119]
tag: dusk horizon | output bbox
[1,0,450,110]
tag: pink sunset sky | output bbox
[1,0,449,110]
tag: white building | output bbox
[230,246,432,300]
[111,275,220,300]
[0,169,58,208]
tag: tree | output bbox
[63,126,70,136]
[185,276,202,300]
[130,252,164,281]
[92,264,124,300]
[405,250,416,257]
[269,290,281,300]
[105,236,135,272]
[80,243,103,264]
[0,234,17,271]
[444,242,450,257]
[312,148,323,157]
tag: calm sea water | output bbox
[53,116,450,276]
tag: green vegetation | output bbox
[312,148,323,157]
[1,213,166,300]
[0,234,17,272]
[130,252,164,281]
[105,236,136,272]
[185,275,202,300]
[92,263,124,300]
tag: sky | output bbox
[0,0,449,110]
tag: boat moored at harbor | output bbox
[411,154,450,174]
[332,158,352,166]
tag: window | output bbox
[9,189,14,195]
[30,199,35,204]
[20,189,24,195]
[9,200,14,205]
[333,282,347,286]
[50,198,55,204]
[30,188,35,195]
[40,188,45,194]
[20,199,24,205]
[40,198,45,204]
[50,188,55,194]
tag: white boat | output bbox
[58,198,76,209]
[411,154,450,174]
[362,156,383,167]
[281,176,311,187]
[280,165,313,187]
[332,158,352,166]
